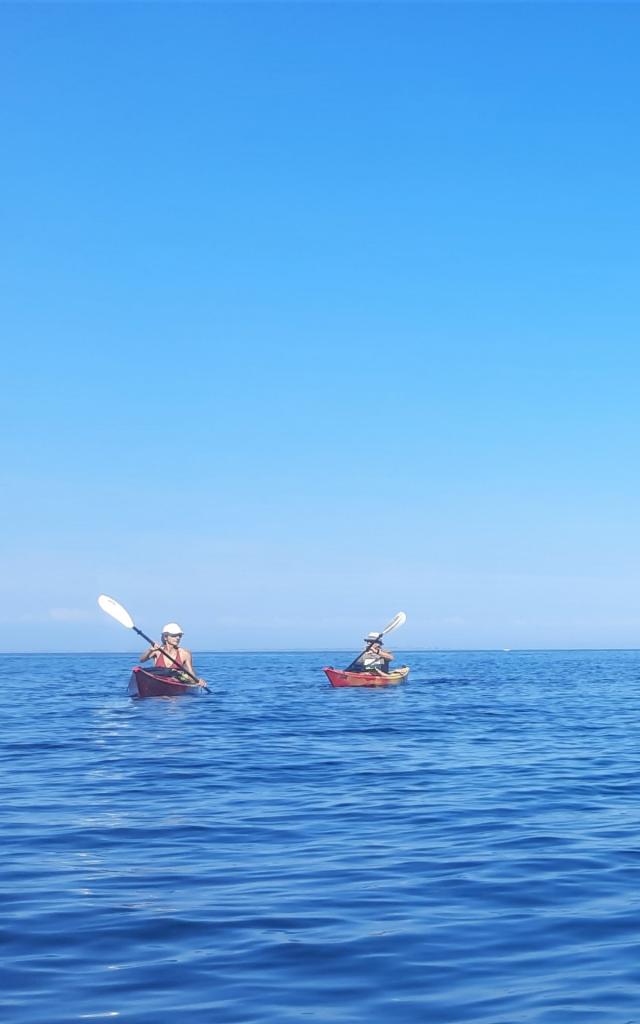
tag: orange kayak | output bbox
[324,666,410,688]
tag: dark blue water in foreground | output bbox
[3,651,640,1024]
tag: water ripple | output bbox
[2,651,640,1022]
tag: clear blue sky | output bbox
[3,2,640,652]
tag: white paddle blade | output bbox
[98,594,134,630]
[381,611,407,636]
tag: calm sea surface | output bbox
[3,650,640,1023]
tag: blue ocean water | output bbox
[3,650,640,1024]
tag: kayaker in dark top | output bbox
[352,632,395,674]
[140,622,207,687]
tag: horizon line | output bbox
[3,647,640,656]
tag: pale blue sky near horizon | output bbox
[3,2,640,653]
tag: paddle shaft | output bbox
[134,626,206,688]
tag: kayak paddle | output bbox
[345,611,407,671]
[97,595,210,691]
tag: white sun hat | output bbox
[162,622,183,635]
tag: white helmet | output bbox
[162,622,183,635]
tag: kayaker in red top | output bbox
[140,622,207,687]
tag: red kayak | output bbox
[128,666,205,698]
[324,666,410,688]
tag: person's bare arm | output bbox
[181,649,207,687]
[140,645,160,663]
